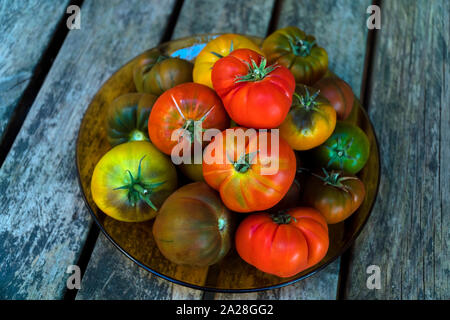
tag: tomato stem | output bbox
[235,58,278,83]
[232,150,259,173]
[271,213,296,225]
[113,156,165,211]
[311,168,358,192]
[289,38,316,57]
[293,86,320,111]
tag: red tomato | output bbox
[202,127,296,212]
[235,207,329,277]
[148,83,230,155]
[211,49,295,129]
[313,75,354,120]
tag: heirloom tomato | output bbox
[262,26,328,85]
[153,182,233,266]
[105,93,157,146]
[314,75,354,120]
[148,82,230,155]
[193,34,263,88]
[202,128,296,212]
[279,85,336,151]
[235,207,329,277]
[133,50,193,96]
[312,122,370,174]
[302,169,366,224]
[91,141,177,222]
[211,48,295,129]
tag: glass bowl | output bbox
[76,34,380,292]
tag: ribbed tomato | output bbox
[148,82,230,156]
[211,48,295,129]
[279,85,336,151]
[314,75,354,120]
[153,182,233,266]
[302,169,366,224]
[105,93,157,146]
[134,51,193,96]
[262,26,328,85]
[202,128,296,212]
[91,141,177,222]
[235,207,329,277]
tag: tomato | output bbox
[153,182,233,266]
[311,122,370,174]
[91,141,177,222]
[105,93,157,146]
[134,51,193,96]
[279,85,336,150]
[314,75,354,120]
[302,169,365,224]
[211,48,295,129]
[262,26,328,85]
[148,82,230,155]
[202,128,296,212]
[193,34,263,88]
[235,207,329,277]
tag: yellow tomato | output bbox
[193,34,263,88]
[91,141,177,222]
[279,85,336,150]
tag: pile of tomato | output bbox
[91,27,370,278]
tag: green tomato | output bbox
[312,122,370,174]
[105,93,157,146]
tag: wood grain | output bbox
[0,1,70,142]
[342,0,450,299]
[76,233,202,300]
[0,0,177,299]
[172,0,276,39]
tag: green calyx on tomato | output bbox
[231,150,259,173]
[324,135,357,169]
[312,168,359,191]
[293,86,321,111]
[289,38,316,57]
[270,213,296,225]
[235,58,277,83]
[312,122,370,174]
[113,156,165,211]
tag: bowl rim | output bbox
[75,33,381,293]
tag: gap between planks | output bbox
[0,0,84,167]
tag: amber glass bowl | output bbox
[76,34,380,292]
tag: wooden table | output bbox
[0,0,448,300]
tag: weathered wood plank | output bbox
[343,0,449,299]
[76,0,276,300]
[0,0,177,299]
[0,0,70,142]
[172,0,276,39]
[76,233,201,300]
[214,0,371,300]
